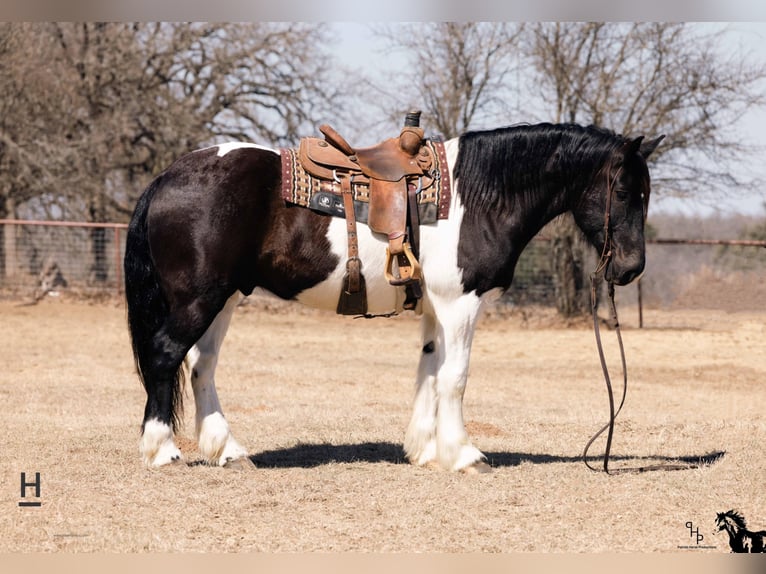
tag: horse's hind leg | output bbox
[187,292,252,467]
[140,336,192,468]
[140,293,231,468]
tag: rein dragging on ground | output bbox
[582,159,695,475]
[583,277,698,474]
[582,274,627,474]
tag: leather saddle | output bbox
[298,111,431,315]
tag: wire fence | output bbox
[1,219,765,323]
[618,239,766,328]
[0,219,127,299]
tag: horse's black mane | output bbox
[719,510,748,529]
[453,122,627,218]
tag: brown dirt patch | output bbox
[2,298,765,552]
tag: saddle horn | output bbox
[399,110,424,156]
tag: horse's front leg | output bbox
[404,306,439,467]
[431,292,489,472]
[188,292,253,468]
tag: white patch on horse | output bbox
[418,138,465,299]
[187,292,250,466]
[213,142,278,158]
[140,419,182,467]
[295,217,402,314]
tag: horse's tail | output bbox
[124,175,184,429]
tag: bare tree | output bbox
[41,22,341,219]
[372,23,523,138]
[525,22,766,315]
[0,23,75,278]
[527,22,766,200]
[0,22,341,282]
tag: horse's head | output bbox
[574,134,664,286]
[716,510,745,533]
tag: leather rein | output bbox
[582,160,694,475]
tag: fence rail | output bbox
[650,238,766,248]
[0,219,128,297]
[1,220,765,323]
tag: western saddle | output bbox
[298,111,433,315]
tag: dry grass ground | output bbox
[2,297,765,552]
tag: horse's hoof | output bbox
[145,455,186,469]
[223,456,256,470]
[461,461,492,474]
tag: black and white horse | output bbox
[124,122,662,472]
[716,510,766,552]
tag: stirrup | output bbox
[384,242,422,287]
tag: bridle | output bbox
[582,159,625,473]
[582,154,691,475]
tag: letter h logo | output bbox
[19,472,42,507]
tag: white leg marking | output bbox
[432,292,487,471]
[196,411,248,466]
[407,137,487,471]
[404,306,440,466]
[188,292,250,466]
[140,419,182,468]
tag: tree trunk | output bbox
[2,195,18,280]
[550,215,591,317]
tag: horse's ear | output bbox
[639,135,665,159]
[620,136,644,159]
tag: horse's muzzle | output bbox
[605,256,645,286]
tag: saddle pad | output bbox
[279,139,451,224]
